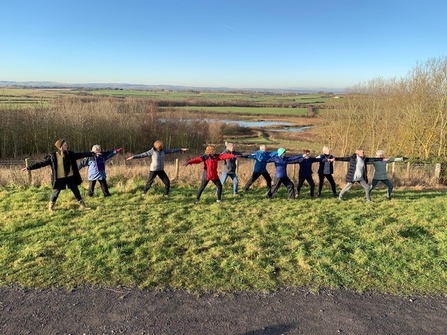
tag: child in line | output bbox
[183,145,238,203]
[126,140,188,197]
[78,145,122,197]
[368,150,406,200]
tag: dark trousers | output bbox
[197,179,222,200]
[318,173,337,195]
[144,170,170,195]
[50,177,82,203]
[244,171,272,191]
[297,175,315,197]
[267,177,295,199]
[370,178,393,198]
[88,179,111,197]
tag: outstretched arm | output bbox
[78,157,89,171]
[287,154,305,164]
[127,149,153,160]
[104,147,122,161]
[22,155,52,171]
[333,156,351,162]
[74,151,95,160]
[183,155,204,166]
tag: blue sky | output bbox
[1,0,446,90]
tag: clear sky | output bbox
[1,0,446,90]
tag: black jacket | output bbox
[317,154,334,175]
[335,154,382,183]
[27,150,94,187]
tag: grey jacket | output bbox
[368,157,404,180]
[221,148,242,173]
[133,148,182,171]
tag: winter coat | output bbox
[267,154,304,179]
[245,150,278,173]
[368,157,404,180]
[316,154,335,175]
[26,150,94,187]
[335,154,382,183]
[78,149,119,181]
[186,153,236,181]
[297,157,322,177]
[220,149,242,174]
[132,148,182,171]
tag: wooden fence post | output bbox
[406,161,411,178]
[25,158,32,184]
[435,163,441,180]
[174,158,179,180]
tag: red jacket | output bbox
[187,153,236,181]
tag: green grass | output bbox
[87,89,332,104]
[1,184,446,295]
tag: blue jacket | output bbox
[246,150,278,173]
[267,154,304,178]
[78,149,119,181]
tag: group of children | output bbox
[22,139,405,211]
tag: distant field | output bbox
[81,89,333,106]
[0,88,335,110]
[0,88,67,108]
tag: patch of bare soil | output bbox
[1,287,446,334]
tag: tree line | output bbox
[0,97,214,158]
[321,56,447,162]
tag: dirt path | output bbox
[1,287,446,334]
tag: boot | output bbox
[78,199,91,210]
[48,202,55,212]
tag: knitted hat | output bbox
[277,148,286,157]
[55,139,66,149]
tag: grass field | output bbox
[1,183,446,295]
[0,88,334,109]
[1,87,446,296]
[87,89,332,105]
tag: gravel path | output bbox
[1,287,447,334]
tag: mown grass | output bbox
[1,183,446,295]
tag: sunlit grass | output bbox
[1,184,446,295]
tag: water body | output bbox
[218,120,310,133]
[161,118,310,132]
